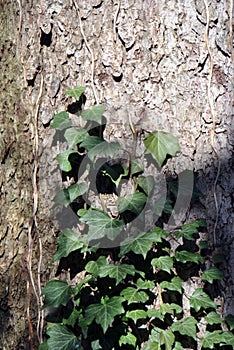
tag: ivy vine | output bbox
[39,87,234,350]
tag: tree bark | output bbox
[0,0,233,348]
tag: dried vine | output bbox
[230,0,233,56]
[72,0,99,104]
[27,73,44,344]
[16,0,45,342]
[202,0,221,246]
[113,0,120,42]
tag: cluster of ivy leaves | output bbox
[39,87,234,350]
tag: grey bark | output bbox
[0,0,233,348]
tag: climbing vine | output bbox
[39,87,234,350]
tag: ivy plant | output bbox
[40,87,234,350]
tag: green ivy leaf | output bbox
[131,159,144,175]
[99,264,144,285]
[88,141,121,161]
[151,255,173,273]
[136,278,155,289]
[212,252,226,264]
[160,304,174,316]
[91,340,101,350]
[54,182,88,207]
[51,111,71,130]
[64,182,88,203]
[160,277,183,293]
[85,261,99,275]
[147,308,164,321]
[163,198,173,214]
[155,329,175,350]
[62,308,81,327]
[80,209,124,241]
[119,333,137,347]
[81,104,105,124]
[80,135,103,150]
[64,127,87,148]
[147,306,174,322]
[171,316,197,340]
[73,275,93,296]
[169,303,183,314]
[148,304,181,319]
[142,340,160,350]
[153,197,171,216]
[53,229,86,261]
[162,198,173,214]
[197,218,207,227]
[77,208,88,217]
[117,192,147,215]
[38,341,48,350]
[225,314,234,330]
[126,309,148,323]
[137,175,154,195]
[85,296,124,333]
[199,240,209,250]
[144,131,180,166]
[222,331,234,347]
[200,330,225,349]
[85,256,106,275]
[120,287,149,304]
[65,86,85,100]
[56,149,77,172]
[119,227,167,259]
[201,267,223,283]
[78,314,93,338]
[205,311,222,325]
[173,221,200,240]
[53,188,70,207]
[172,342,184,350]
[42,280,72,308]
[190,288,216,312]
[47,324,79,350]
[174,250,204,264]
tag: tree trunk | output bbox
[0,0,233,348]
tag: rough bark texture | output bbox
[0,0,233,348]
